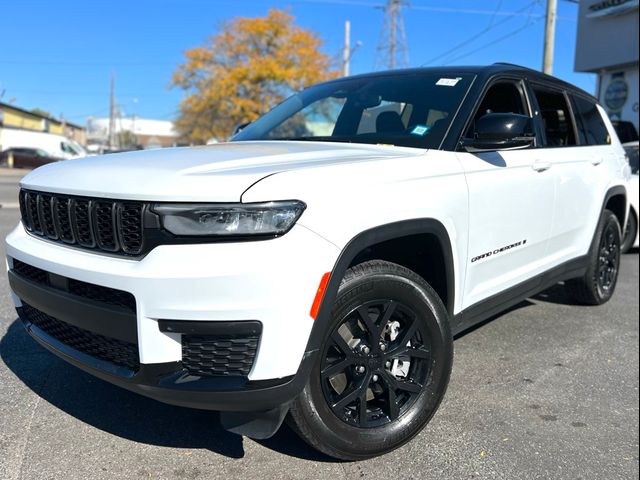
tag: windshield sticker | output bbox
[436,77,462,87]
[410,125,430,136]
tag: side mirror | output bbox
[461,113,535,153]
[232,122,250,137]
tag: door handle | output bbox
[532,160,552,172]
[590,156,604,166]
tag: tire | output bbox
[289,260,453,460]
[621,208,637,254]
[566,209,621,305]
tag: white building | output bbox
[87,117,180,150]
[575,0,639,138]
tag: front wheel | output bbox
[288,260,453,460]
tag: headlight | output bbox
[152,201,306,237]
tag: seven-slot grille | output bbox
[19,190,144,256]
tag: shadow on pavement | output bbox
[0,318,328,461]
[3,284,578,462]
[532,282,576,305]
[454,299,534,339]
[533,250,638,305]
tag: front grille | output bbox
[183,334,259,377]
[12,259,136,314]
[22,303,140,371]
[19,190,145,256]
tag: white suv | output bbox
[6,64,631,460]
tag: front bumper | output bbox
[17,303,316,411]
[6,222,339,411]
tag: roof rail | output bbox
[492,62,537,71]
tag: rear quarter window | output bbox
[571,95,611,146]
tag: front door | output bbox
[456,79,556,309]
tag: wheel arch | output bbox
[603,185,627,233]
[304,219,455,355]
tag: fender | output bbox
[599,184,627,232]
[303,218,456,357]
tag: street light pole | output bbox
[343,20,351,77]
[542,0,557,75]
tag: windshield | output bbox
[233,72,475,149]
[61,140,86,156]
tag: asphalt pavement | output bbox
[0,167,25,208]
[0,171,637,480]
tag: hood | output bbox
[20,141,422,202]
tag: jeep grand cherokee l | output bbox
[6,63,630,460]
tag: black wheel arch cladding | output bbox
[305,218,455,358]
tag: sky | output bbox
[0,0,594,125]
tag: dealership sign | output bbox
[587,0,639,18]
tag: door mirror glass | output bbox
[461,113,535,152]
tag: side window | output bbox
[571,95,611,146]
[465,81,528,137]
[61,142,73,154]
[531,85,576,147]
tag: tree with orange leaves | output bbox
[172,9,338,143]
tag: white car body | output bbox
[5,65,630,440]
[0,128,86,159]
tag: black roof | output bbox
[328,63,597,102]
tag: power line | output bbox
[6,89,172,98]
[422,0,541,66]
[287,0,573,18]
[422,0,540,66]
[0,59,174,67]
[442,15,543,65]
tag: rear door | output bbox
[456,78,556,309]
[528,84,604,261]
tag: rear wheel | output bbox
[289,260,453,460]
[566,209,621,305]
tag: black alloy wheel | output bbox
[288,260,453,460]
[621,209,637,253]
[320,299,431,428]
[567,209,621,305]
[597,220,620,296]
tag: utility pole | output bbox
[343,20,351,77]
[108,72,117,150]
[389,4,396,69]
[375,0,409,70]
[542,0,557,75]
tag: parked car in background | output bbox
[622,141,639,252]
[0,148,64,169]
[612,120,639,144]
[0,129,86,160]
